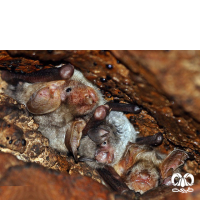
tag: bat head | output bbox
[62,80,99,116]
[126,161,160,194]
[79,124,118,168]
[26,79,99,115]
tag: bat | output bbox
[118,144,188,194]
[1,65,141,161]
[79,104,139,168]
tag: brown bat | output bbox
[1,65,142,160]
[114,143,188,194]
[2,64,185,195]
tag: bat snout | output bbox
[84,94,94,105]
[126,168,158,194]
[139,170,151,181]
[83,88,99,105]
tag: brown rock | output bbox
[140,184,200,200]
[179,184,200,200]
[0,152,24,179]
[0,50,52,73]
[112,50,200,123]
[139,186,176,200]
[112,50,200,164]
[0,119,26,153]
[0,163,111,200]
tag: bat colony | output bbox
[1,64,188,194]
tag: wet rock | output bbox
[112,50,200,124]
[0,50,52,73]
[112,50,200,166]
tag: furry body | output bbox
[4,69,105,152]
[79,111,138,168]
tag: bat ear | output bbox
[160,149,188,180]
[65,119,86,162]
[87,127,109,145]
[27,86,61,114]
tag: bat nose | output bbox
[84,89,98,105]
[139,170,150,180]
[84,94,94,105]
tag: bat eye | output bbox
[66,88,72,93]
[102,141,107,146]
[127,170,132,176]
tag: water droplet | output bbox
[106,64,113,69]
[100,77,107,82]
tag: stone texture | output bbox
[112,50,200,122]
[0,159,109,200]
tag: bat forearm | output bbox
[136,132,163,146]
[97,165,131,194]
[106,102,142,114]
[1,64,74,84]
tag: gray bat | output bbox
[79,105,139,168]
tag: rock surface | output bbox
[0,152,118,200]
